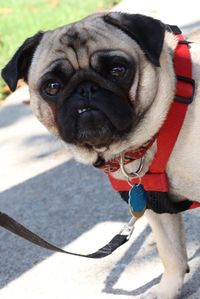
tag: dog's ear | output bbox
[1,31,44,92]
[104,13,165,66]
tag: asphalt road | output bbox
[0,1,200,298]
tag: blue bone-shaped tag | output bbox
[129,184,148,218]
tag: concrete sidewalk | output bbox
[0,1,199,299]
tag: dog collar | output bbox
[97,136,156,174]
[95,26,200,211]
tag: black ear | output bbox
[1,31,44,92]
[104,13,166,66]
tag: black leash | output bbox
[0,211,135,259]
[0,193,195,259]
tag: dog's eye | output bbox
[44,81,61,96]
[110,65,127,78]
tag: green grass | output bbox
[0,0,119,99]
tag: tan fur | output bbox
[26,14,200,299]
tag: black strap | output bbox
[119,191,193,213]
[146,192,192,213]
[0,212,129,259]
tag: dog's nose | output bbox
[77,81,99,99]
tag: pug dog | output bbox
[2,12,200,299]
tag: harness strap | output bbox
[119,190,194,213]
[108,172,168,192]
[149,33,194,174]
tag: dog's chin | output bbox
[58,108,132,149]
[76,109,115,148]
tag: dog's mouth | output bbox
[58,103,129,148]
[77,107,94,115]
[57,84,134,148]
[59,106,133,148]
[76,106,116,148]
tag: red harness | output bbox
[100,30,200,210]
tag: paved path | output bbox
[0,1,199,298]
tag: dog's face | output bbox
[2,13,172,164]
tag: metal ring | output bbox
[128,174,142,188]
[119,153,144,179]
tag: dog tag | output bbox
[129,184,148,218]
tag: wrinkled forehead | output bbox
[29,14,136,80]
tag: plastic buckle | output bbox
[175,75,195,104]
[166,25,182,35]
[178,40,191,45]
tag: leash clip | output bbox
[119,217,138,240]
